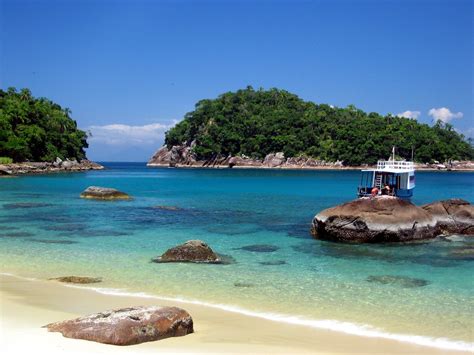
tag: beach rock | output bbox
[49,276,103,284]
[422,199,474,235]
[366,275,430,288]
[263,152,285,167]
[153,240,221,263]
[0,164,13,175]
[45,306,193,345]
[80,186,131,200]
[311,196,438,243]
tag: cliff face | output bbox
[147,144,344,169]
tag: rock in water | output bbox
[80,186,131,200]
[238,244,280,252]
[45,306,194,345]
[153,240,221,263]
[422,199,474,235]
[49,276,102,284]
[311,197,438,243]
[366,275,430,288]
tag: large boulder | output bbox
[311,196,438,243]
[153,240,221,263]
[422,199,474,235]
[147,146,173,166]
[80,186,131,200]
[45,306,193,345]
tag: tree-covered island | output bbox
[0,88,88,163]
[164,87,473,166]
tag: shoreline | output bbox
[1,273,471,354]
[146,162,474,172]
[0,160,104,176]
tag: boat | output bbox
[357,149,415,199]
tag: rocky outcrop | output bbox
[311,197,474,243]
[49,276,102,284]
[0,159,103,175]
[147,144,474,170]
[45,306,193,345]
[80,186,131,200]
[153,240,221,263]
[263,152,285,167]
[311,197,438,243]
[422,199,474,235]
[147,144,345,169]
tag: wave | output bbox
[2,272,472,352]
[73,284,473,352]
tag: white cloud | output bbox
[397,110,421,119]
[87,121,177,146]
[465,127,474,139]
[428,107,463,123]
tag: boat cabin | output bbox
[357,160,415,199]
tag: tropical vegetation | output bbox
[0,88,88,162]
[165,87,473,165]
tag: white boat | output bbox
[357,149,415,199]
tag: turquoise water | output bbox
[1,163,473,349]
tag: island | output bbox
[148,87,474,169]
[0,88,103,174]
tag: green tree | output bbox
[0,88,89,162]
[164,87,474,165]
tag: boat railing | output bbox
[376,160,414,170]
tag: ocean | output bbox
[1,163,473,351]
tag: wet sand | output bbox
[0,274,469,354]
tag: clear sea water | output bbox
[1,163,473,349]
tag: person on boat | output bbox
[382,184,391,195]
[371,187,379,197]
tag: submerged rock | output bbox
[49,276,103,284]
[311,197,438,243]
[30,239,78,244]
[44,306,193,345]
[449,247,474,261]
[80,186,131,201]
[366,275,430,288]
[42,223,88,231]
[3,202,52,209]
[152,205,182,211]
[0,231,34,238]
[234,282,254,288]
[422,199,474,235]
[153,240,221,263]
[238,244,279,252]
[259,260,287,266]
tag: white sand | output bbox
[0,274,470,354]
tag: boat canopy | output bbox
[362,160,415,173]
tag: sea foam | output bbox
[77,283,473,352]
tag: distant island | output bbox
[0,88,102,175]
[148,87,474,169]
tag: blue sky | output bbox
[1,0,472,161]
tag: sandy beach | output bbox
[0,274,470,355]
